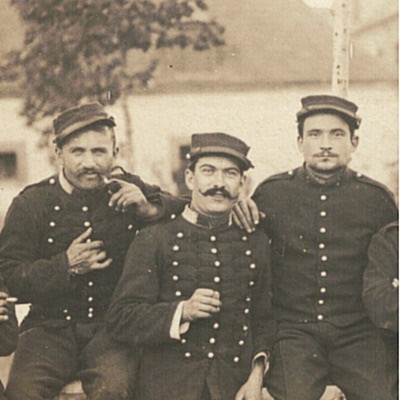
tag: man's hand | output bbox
[0,292,12,322]
[182,289,222,322]
[66,228,112,275]
[233,199,265,233]
[235,359,264,400]
[108,178,159,217]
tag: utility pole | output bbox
[331,0,351,98]
[302,0,352,99]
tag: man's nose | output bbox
[320,133,332,150]
[213,171,225,186]
[81,153,96,168]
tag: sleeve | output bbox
[363,227,398,332]
[0,278,18,356]
[250,236,277,355]
[120,173,189,226]
[375,188,398,231]
[106,228,181,347]
[0,196,73,303]
[251,183,272,236]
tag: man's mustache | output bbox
[199,187,238,201]
[78,169,102,177]
[314,151,339,158]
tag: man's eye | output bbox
[226,170,239,177]
[72,149,83,154]
[202,168,213,175]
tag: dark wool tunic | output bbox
[252,166,398,326]
[0,173,184,331]
[363,221,398,332]
[107,212,275,400]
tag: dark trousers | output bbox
[6,322,140,400]
[267,319,395,400]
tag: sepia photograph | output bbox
[0,1,397,399]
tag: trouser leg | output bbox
[6,326,79,400]
[266,323,329,400]
[79,327,141,400]
[329,320,395,400]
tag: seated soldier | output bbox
[363,221,399,399]
[106,132,276,400]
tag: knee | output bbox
[87,380,131,400]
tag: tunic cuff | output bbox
[169,301,190,340]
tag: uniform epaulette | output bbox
[20,175,58,195]
[257,168,298,188]
[353,170,395,196]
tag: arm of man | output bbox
[0,196,75,303]
[0,288,18,357]
[106,228,184,347]
[107,173,188,223]
[363,225,398,332]
[235,234,276,400]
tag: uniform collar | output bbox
[301,163,350,187]
[59,170,74,194]
[182,205,232,229]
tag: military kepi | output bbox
[53,102,116,145]
[297,95,361,129]
[189,132,254,170]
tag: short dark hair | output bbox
[56,121,116,149]
[297,110,356,138]
[187,153,245,175]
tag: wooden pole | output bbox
[332,0,351,98]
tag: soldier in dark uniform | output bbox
[106,133,276,400]
[363,221,399,399]
[0,102,184,400]
[236,95,398,400]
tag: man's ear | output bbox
[55,146,63,165]
[297,136,304,153]
[113,146,119,158]
[350,135,359,152]
[185,169,194,191]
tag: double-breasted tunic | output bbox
[107,211,275,400]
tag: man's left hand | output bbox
[235,377,263,400]
[108,178,159,217]
[233,199,265,233]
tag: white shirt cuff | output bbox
[253,352,270,375]
[169,301,190,340]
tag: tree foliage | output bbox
[1,0,224,128]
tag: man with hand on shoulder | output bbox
[107,132,275,400]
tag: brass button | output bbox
[320,195,327,201]
[242,236,248,241]
[320,211,327,217]
[172,261,179,267]
[320,227,326,233]
[317,314,324,321]
[47,238,54,244]
[245,250,252,256]
[321,271,327,277]
[49,221,56,227]
[211,248,218,254]
[213,323,219,330]
[88,297,94,302]
[320,287,326,293]
[66,316,72,321]
[84,221,91,227]
[172,275,179,282]
[318,299,324,305]
[214,261,221,267]
[214,276,221,283]
[177,232,184,239]
[319,243,325,249]
[82,206,89,212]
[173,245,180,252]
[209,338,216,344]
[88,281,94,287]
[54,205,61,211]
[249,263,256,270]
[321,255,328,262]
[234,356,240,363]
[175,291,182,297]
[210,236,217,242]
[208,352,214,359]
[127,224,133,230]
[49,178,56,185]
[185,352,191,358]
